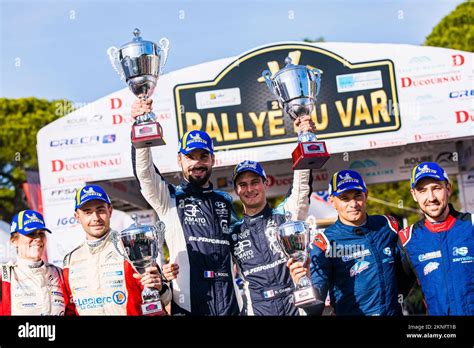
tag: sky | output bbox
[0,0,464,104]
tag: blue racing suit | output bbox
[399,206,474,315]
[309,215,408,316]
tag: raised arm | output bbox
[131,98,174,217]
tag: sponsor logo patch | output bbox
[418,250,442,262]
[423,262,440,276]
[350,260,370,277]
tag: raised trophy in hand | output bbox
[262,57,330,169]
[108,28,169,148]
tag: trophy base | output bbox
[294,287,320,308]
[292,141,330,170]
[132,121,166,148]
[141,300,166,316]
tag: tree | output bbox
[366,178,460,227]
[0,98,72,221]
[424,1,474,52]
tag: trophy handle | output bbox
[309,67,322,98]
[110,230,129,260]
[153,221,166,245]
[107,46,125,80]
[262,70,274,93]
[158,38,170,74]
[151,220,166,259]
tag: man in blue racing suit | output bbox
[288,170,412,315]
[229,115,316,316]
[399,162,474,315]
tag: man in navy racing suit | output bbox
[131,98,241,315]
[229,115,316,316]
[399,162,474,315]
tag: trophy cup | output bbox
[277,212,322,308]
[262,57,330,169]
[111,215,166,316]
[107,28,169,148]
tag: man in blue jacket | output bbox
[399,162,474,315]
[289,170,412,315]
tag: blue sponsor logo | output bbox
[452,247,468,257]
[49,134,116,147]
[104,271,123,277]
[56,216,78,227]
[50,136,100,147]
[449,90,474,99]
[102,134,116,144]
[112,291,126,305]
[75,292,127,308]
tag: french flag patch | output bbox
[204,271,215,278]
[263,290,275,299]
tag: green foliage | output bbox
[424,1,474,52]
[366,180,421,225]
[366,178,460,226]
[0,98,72,221]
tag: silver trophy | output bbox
[111,215,166,316]
[107,28,170,148]
[277,212,322,308]
[262,57,330,170]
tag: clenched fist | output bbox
[131,98,153,120]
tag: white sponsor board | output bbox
[37,42,472,265]
[37,42,473,189]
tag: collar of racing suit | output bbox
[422,204,460,233]
[16,257,44,269]
[180,179,214,195]
[334,214,371,235]
[85,230,112,253]
[243,204,273,225]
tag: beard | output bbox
[187,167,212,187]
[421,200,449,220]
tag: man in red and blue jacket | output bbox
[399,162,474,315]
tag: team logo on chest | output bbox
[179,198,208,226]
[233,229,254,261]
[265,219,285,258]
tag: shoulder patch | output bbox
[398,225,413,247]
[310,231,330,254]
[383,215,399,233]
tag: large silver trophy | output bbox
[277,212,322,308]
[107,28,169,148]
[111,215,166,316]
[262,57,330,170]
